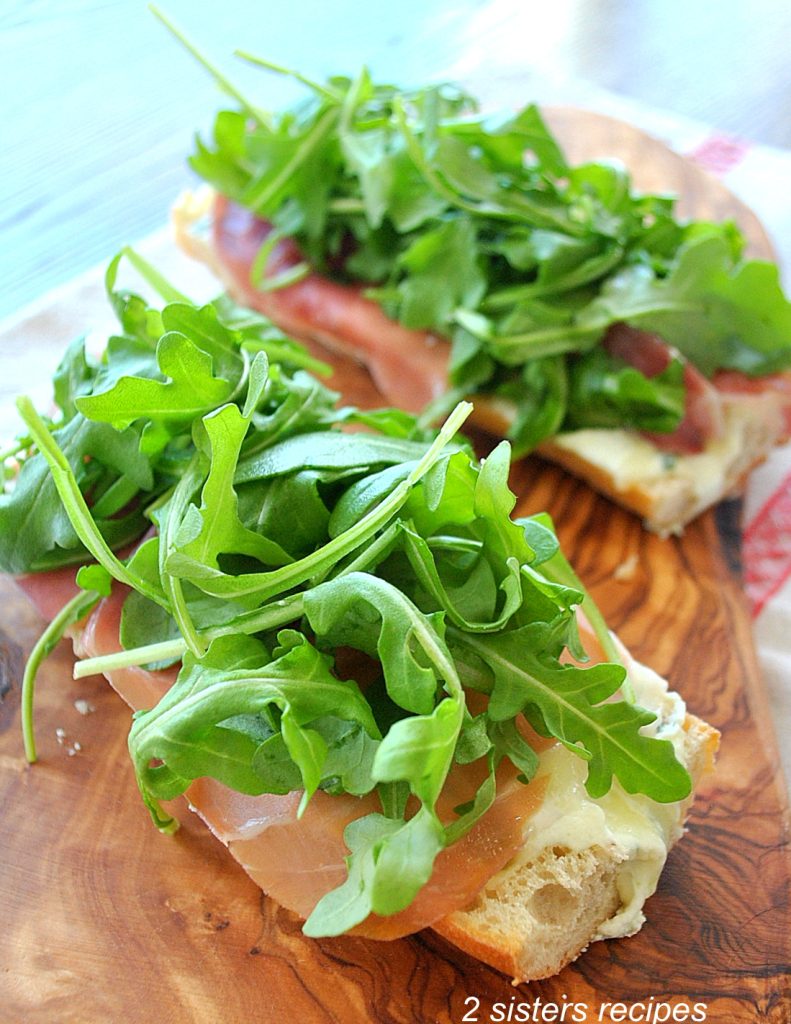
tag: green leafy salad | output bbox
[2,252,691,937]
[171,19,791,453]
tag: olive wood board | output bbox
[0,109,789,1024]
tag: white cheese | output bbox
[551,402,768,516]
[515,655,688,939]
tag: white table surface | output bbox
[3,0,791,318]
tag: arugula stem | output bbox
[16,398,171,611]
[171,575,207,658]
[493,326,597,357]
[481,245,624,309]
[22,589,100,762]
[0,435,33,462]
[426,535,482,554]
[406,401,472,480]
[159,457,207,657]
[120,247,192,305]
[339,67,368,137]
[327,521,401,580]
[208,593,305,638]
[328,198,366,214]
[241,339,332,377]
[75,519,415,680]
[249,226,286,286]
[578,598,630,697]
[482,299,706,358]
[73,639,187,680]
[453,308,597,358]
[149,6,271,127]
[393,99,479,215]
[75,592,311,679]
[233,52,343,103]
[258,262,311,292]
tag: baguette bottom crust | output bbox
[432,713,718,983]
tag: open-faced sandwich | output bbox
[165,34,791,536]
[4,255,717,983]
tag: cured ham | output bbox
[17,563,83,623]
[21,572,552,940]
[602,322,724,454]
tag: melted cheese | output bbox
[514,656,689,939]
[551,403,767,513]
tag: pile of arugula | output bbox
[171,21,791,452]
[2,254,690,937]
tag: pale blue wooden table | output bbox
[2,0,791,319]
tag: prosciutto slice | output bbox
[602,322,724,454]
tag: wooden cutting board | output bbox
[1,111,789,1024]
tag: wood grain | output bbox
[1,112,790,1024]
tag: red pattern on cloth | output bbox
[687,135,750,176]
[744,470,791,618]
[683,131,789,619]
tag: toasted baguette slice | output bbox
[172,187,790,537]
[432,710,717,982]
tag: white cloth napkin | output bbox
[2,90,789,784]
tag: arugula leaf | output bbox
[386,218,485,330]
[473,441,534,566]
[53,337,97,421]
[301,571,469,933]
[0,412,152,574]
[591,235,791,376]
[400,523,522,632]
[129,631,381,826]
[166,404,471,601]
[304,572,452,716]
[566,348,686,433]
[235,430,439,484]
[160,302,246,386]
[172,360,297,573]
[77,331,234,428]
[449,623,689,802]
[304,808,444,935]
[241,475,330,561]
